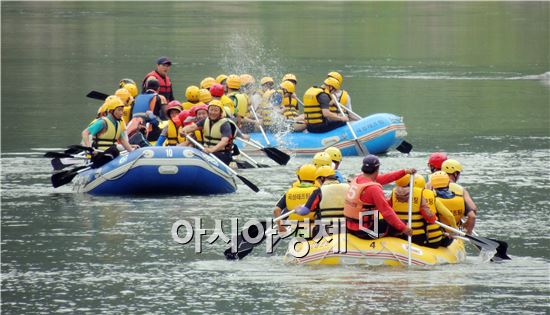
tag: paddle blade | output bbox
[396,140,413,154]
[236,160,256,169]
[51,158,69,171]
[466,234,498,252]
[224,221,268,260]
[67,144,95,153]
[86,90,109,100]
[44,151,72,158]
[236,174,260,192]
[51,166,88,188]
[490,238,511,260]
[261,147,290,165]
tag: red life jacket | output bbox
[343,177,382,232]
[142,70,172,100]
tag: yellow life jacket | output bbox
[203,118,233,152]
[422,189,443,244]
[182,101,199,111]
[436,188,465,225]
[391,187,426,236]
[122,105,132,125]
[93,116,125,150]
[165,119,185,146]
[317,182,349,223]
[220,95,235,113]
[259,89,278,126]
[194,130,203,142]
[228,92,249,118]
[286,184,318,221]
[338,90,350,107]
[281,95,298,119]
[303,87,326,124]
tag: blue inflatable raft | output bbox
[236,113,408,156]
[72,147,237,195]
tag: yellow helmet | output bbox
[431,171,450,189]
[115,88,132,103]
[119,78,135,88]
[122,83,138,98]
[104,95,124,111]
[185,86,200,102]
[240,74,255,86]
[414,174,426,189]
[226,75,241,89]
[97,103,108,115]
[199,89,212,103]
[315,165,336,179]
[441,159,463,174]
[208,99,224,111]
[260,76,274,85]
[297,164,317,182]
[200,77,216,90]
[396,174,426,188]
[282,73,297,83]
[313,152,332,168]
[216,74,228,84]
[324,147,342,163]
[323,77,341,90]
[327,71,343,84]
[280,81,295,94]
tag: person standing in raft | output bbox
[303,77,349,133]
[181,100,236,165]
[343,155,414,239]
[81,96,134,153]
[142,56,174,102]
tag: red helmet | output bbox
[428,152,448,170]
[190,104,209,117]
[167,100,183,113]
[210,83,225,97]
[178,110,191,126]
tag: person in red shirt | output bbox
[343,155,415,239]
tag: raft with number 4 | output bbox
[284,233,466,266]
[236,113,409,156]
[72,146,237,195]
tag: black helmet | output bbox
[361,155,380,174]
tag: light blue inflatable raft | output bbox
[72,147,237,195]
[236,113,408,156]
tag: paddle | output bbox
[237,137,290,166]
[238,149,270,168]
[51,155,88,171]
[330,94,369,156]
[224,210,296,260]
[51,165,91,188]
[435,220,499,253]
[472,230,511,261]
[86,90,109,101]
[396,141,413,154]
[186,136,260,192]
[407,173,414,266]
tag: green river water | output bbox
[1,2,549,314]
